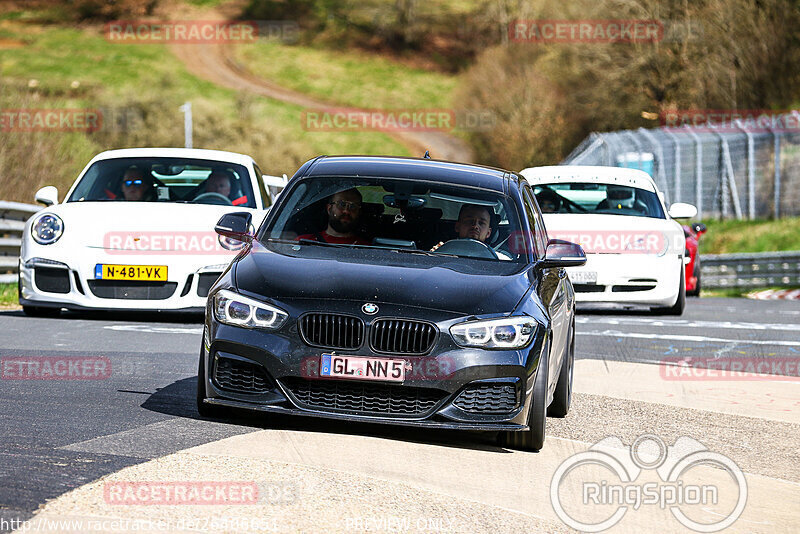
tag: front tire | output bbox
[499,343,549,452]
[548,319,574,418]
[687,258,701,297]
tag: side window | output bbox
[253,164,271,208]
[522,186,548,258]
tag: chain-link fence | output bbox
[561,111,800,219]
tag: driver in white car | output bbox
[206,170,232,198]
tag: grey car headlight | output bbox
[450,316,537,350]
[213,289,288,330]
[31,213,64,245]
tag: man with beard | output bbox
[297,188,370,245]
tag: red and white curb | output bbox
[748,288,800,300]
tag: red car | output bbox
[683,223,707,296]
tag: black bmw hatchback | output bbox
[198,156,585,451]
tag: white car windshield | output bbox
[533,183,665,219]
[67,157,256,207]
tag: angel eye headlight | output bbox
[213,289,288,330]
[31,213,64,245]
[450,316,537,350]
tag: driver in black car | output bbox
[430,204,512,261]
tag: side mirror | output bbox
[35,186,59,206]
[668,202,697,219]
[262,174,288,189]
[692,222,707,235]
[215,212,253,243]
[540,239,586,268]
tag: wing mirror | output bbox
[215,212,253,243]
[692,222,707,235]
[540,239,586,268]
[35,186,59,206]
[668,202,698,219]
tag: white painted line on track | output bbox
[577,329,800,347]
[577,316,800,332]
[103,325,203,334]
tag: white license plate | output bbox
[320,354,405,382]
[569,270,598,284]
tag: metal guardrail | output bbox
[701,251,800,289]
[0,201,40,284]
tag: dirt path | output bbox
[168,17,473,162]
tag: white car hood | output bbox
[38,202,260,251]
[542,213,684,255]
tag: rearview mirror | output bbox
[35,186,59,206]
[540,239,586,268]
[215,212,253,243]
[668,202,697,219]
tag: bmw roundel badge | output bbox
[362,303,379,315]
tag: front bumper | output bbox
[567,253,683,307]
[200,306,547,430]
[19,253,233,311]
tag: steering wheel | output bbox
[191,192,232,206]
[434,238,498,259]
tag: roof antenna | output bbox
[423,150,430,159]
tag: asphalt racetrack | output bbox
[1,297,798,532]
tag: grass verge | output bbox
[0,283,18,308]
[233,40,457,110]
[697,217,800,254]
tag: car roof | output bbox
[302,156,510,192]
[88,148,256,167]
[519,165,658,193]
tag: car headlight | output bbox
[213,289,288,330]
[450,316,537,349]
[31,213,64,245]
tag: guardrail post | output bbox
[770,127,781,218]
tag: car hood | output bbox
[235,243,532,316]
[542,213,684,255]
[35,202,263,251]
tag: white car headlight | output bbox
[213,289,288,330]
[450,316,537,350]
[31,213,64,245]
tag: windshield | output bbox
[67,157,257,207]
[533,182,665,219]
[261,176,527,262]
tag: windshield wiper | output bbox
[297,239,352,248]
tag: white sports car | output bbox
[520,165,696,315]
[19,148,279,316]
